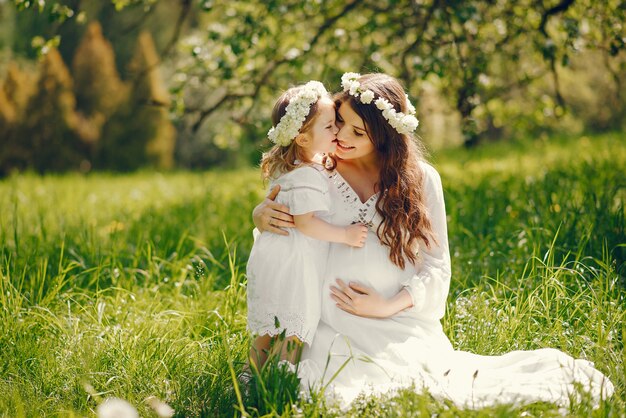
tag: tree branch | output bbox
[236,0,363,126]
[159,0,192,58]
[400,0,440,84]
[191,93,248,132]
[537,0,574,109]
[538,0,575,36]
[308,0,362,51]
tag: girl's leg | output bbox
[248,334,272,370]
[247,334,303,372]
[279,336,304,364]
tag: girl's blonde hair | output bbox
[261,85,332,180]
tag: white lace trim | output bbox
[328,170,382,230]
[248,311,315,345]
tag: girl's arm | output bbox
[294,212,367,247]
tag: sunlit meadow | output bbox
[0,133,624,417]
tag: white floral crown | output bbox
[340,72,419,135]
[268,80,328,147]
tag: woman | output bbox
[252,73,614,408]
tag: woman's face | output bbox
[335,102,376,161]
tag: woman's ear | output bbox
[295,133,311,147]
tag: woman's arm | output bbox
[330,279,413,318]
[252,185,295,236]
[399,163,451,320]
[294,213,368,247]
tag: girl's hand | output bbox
[330,279,396,318]
[344,224,368,247]
[252,185,295,236]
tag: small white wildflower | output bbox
[146,396,175,418]
[97,398,139,418]
[284,48,300,60]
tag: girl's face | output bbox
[335,102,376,161]
[305,97,338,155]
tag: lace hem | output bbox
[248,312,316,345]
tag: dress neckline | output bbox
[333,169,379,205]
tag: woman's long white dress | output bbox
[300,161,614,409]
[247,164,331,345]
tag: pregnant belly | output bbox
[321,233,415,327]
[324,233,413,297]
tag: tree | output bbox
[72,21,125,119]
[0,88,15,125]
[172,0,625,150]
[71,21,127,153]
[7,0,626,164]
[0,63,35,175]
[99,30,175,170]
[20,48,88,172]
[0,87,17,175]
[3,62,33,117]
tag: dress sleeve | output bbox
[400,162,452,321]
[280,166,331,216]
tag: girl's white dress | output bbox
[299,161,614,409]
[247,164,331,345]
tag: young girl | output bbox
[246,81,368,368]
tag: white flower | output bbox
[97,398,139,418]
[360,90,375,104]
[348,81,360,96]
[341,72,419,135]
[405,94,416,114]
[284,48,301,60]
[146,396,175,418]
[403,114,419,127]
[341,72,360,90]
[268,80,328,146]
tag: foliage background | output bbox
[0,0,625,172]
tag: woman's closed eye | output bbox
[353,129,364,137]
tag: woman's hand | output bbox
[330,279,400,318]
[252,185,295,236]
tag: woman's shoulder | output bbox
[417,160,443,193]
[418,160,441,179]
[418,159,437,174]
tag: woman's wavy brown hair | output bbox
[260,86,335,180]
[335,73,435,269]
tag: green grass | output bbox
[0,132,624,417]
